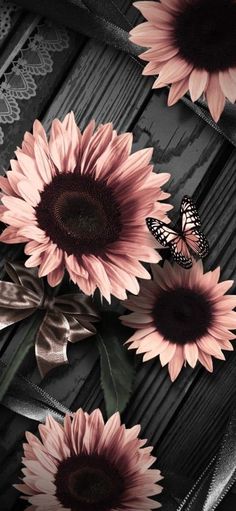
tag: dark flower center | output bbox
[36,173,122,256]
[174,0,236,71]
[153,287,212,344]
[55,454,124,511]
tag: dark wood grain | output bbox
[156,150,236,476]
[0,0,235,510]
[0,25,225,388]
[80,147,236,451]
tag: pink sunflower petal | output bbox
[47,263,65,287]
[219,70,236,103]
[34,142,54,184]
[184,343,199,368]
[62,111,81,170]
[159,342,176,366]
[155,55,193,85]
[17,181,41,207]
[198,350,213,372]
[38,245,63,278]
[0,176,15,195]
[189,69,209,102]
[168,345,184,381]
[168,77,189,106]
[206,73,226,122]
[0,226,28,244]
[134,2,175,26]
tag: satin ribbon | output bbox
[177,402,236,511]
[0,360,71,422]
[0,262,99,377]
[12,0,236,147]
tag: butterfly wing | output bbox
[146,218,193,269]
[169,237,193,269]
[181,196,209,259]
[184,228,209,258]
[146,218,179,248]
[181,196,201,229]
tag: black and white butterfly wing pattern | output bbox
[181,196,209,259]
[146,218,177,248]
[181,195,201,228]
[169,237,193,269]
[146,218,193,269]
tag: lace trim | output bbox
[0,0,16,42]
[0,18,70,144]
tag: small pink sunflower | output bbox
[120,261,236,381]
[0,112,171,301]
[14,409,163,511]
[130,0,236,122]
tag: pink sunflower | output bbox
[130,0,236,122]
[120,261,236,381]
[14,409,163,511]
[0,112,171,301]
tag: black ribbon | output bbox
[177,402,236,510]
[0,360,71,423]
[12,0,236,147]
[12,0,142,56]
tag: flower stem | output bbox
[0,313,43,402]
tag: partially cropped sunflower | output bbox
[130,0,236,122]
[14,409,163,510]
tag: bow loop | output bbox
[67,316,97,343]
[5,261,44,297]
[0,281,39,309]
[36,311,70,377]
[0,262,99,377]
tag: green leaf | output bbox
[97,312,135,418]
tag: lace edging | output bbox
[0,15,70,144]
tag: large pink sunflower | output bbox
[0,112,171,301]
[14,409,163,511]
[120,261,236,381]
[130,0,236,122]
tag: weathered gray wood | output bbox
[0,25,82,170]
[1,33,225,394]
[0,1,234,510]
[156,150,236,476]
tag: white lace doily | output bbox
[0,4,70,144]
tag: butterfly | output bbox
[147,195,209,269]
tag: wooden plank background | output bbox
[0,1,235,510]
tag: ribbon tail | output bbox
[35,312,70,378]
[0,360,71,423]
[82,0,133,31]
[0,306,35,331]
[67,316,97,343]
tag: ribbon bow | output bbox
[0,262,99,377]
